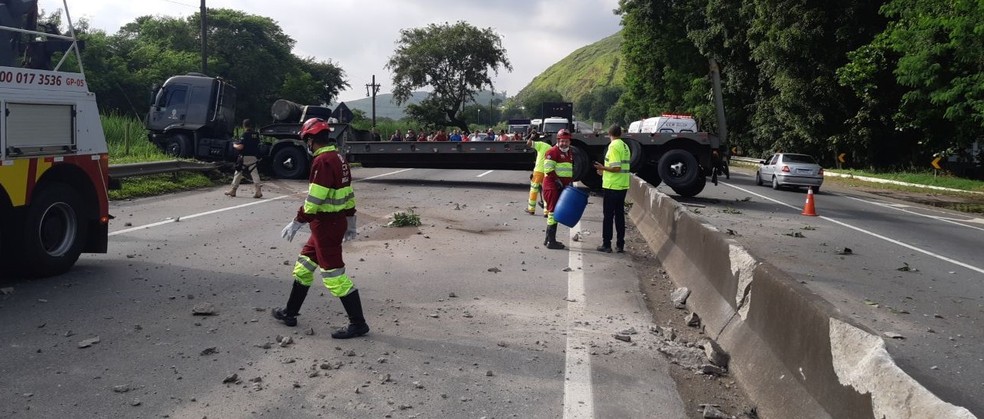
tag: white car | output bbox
[755,153,824,192]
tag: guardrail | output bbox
[108,160,225,179]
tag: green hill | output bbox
[515,31,624,103]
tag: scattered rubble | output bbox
[191,303,216,316]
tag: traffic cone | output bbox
[801,187,818,216]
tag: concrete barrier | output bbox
[627,176,976,418]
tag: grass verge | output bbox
[109,173,219,201]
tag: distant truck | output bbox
[628,114,699,134]
[145,73,337,179]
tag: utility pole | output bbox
[200,0,207,74]
[365,75,381,128]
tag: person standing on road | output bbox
[525,129,551,215]
[593,124,631,253]
[274,117,370,339]
[225,119,263,198]
[542,129,574,249]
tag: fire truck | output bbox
[0,0,110,278]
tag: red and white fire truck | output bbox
[0,1,110,278]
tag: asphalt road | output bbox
[661,167,984,415]
[1,168,691,418]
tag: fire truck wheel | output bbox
[23,183,87,278]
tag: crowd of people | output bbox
[388,127,522,142]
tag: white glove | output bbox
[343,215,357,242]
[281,220,304,242]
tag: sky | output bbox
[40,0,623,103]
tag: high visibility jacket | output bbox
[543,146,573,190]
[532,141,552,173]
[602,138,631,190]
[296,145,355,222]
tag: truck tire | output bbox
[671,176,706,197]
[638,164,662,187]
[22,183,88,277]
[271,146,308,179]
[623,138,644,172]
[163,134,192,158]
[658,149,700,191]
[571,146,602,189]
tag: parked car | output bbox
[755,153,824,191]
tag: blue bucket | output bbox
[554,186,589,227]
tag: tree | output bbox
[386,21,511,131]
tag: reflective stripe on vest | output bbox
[303,145,356,214]
[555,161,573,178]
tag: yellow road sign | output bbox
[931,156,943,170]
[838,153,846,163]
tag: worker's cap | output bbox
[300,118,334,139]
[556,129,572,140]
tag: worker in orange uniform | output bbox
[274,118,370,339]
[542,129,574,249]
[525,129,551,215]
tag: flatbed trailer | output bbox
[340,129,725,196]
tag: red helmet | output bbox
[300,118,333,139]
[556,129,572,140]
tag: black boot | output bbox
[543,226,550,246]
[546,224,566,250]
[332,289,370,339]
[272,281,309,327]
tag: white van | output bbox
[640,114,698,133]
[628,120,643,133]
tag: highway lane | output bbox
[1,167,691,418]
[660,168,984,415]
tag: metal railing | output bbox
[109,160,225,179]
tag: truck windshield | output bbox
[542,122,566,134]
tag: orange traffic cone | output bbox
[801,187,818,216]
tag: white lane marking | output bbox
[362,168,413,180]
[564,223,594,419]
[843,195,984,233]
[476,170,494,178]
[110,195,291,236]
[722,182,984,275]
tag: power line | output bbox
[158,0,197,8]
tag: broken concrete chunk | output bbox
[191,303,216,316]
[701,339,730,368]
[686,312,701,328]
[222,374,238,384]
[77,336,101,348]
[613,334,632,343]
[671,287,691,308]
[699,364,727,376]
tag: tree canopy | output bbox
[55,9,347,123]
[615,0,984,170]
[386,21,512,131]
